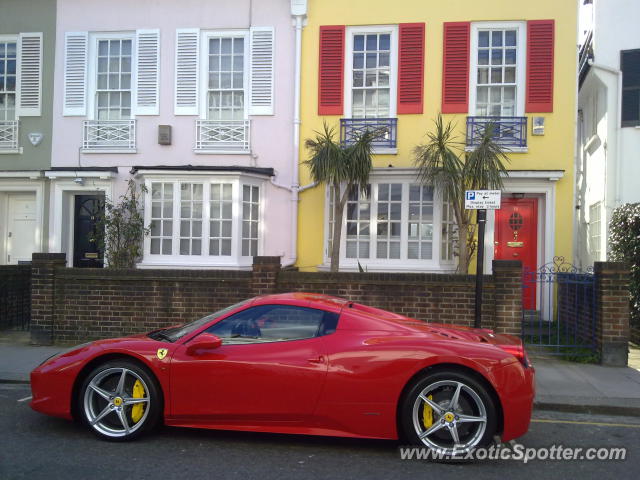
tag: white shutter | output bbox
[135,29,160,115]
[249,27,275,115]
[16,32,43,117]
[174,28,199,115]
[63,32,88,116]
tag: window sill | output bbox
[372,147,398,155]
[82,148,137,154]
[317,262,457,273]
[193,149,251,155]
[0,148,23,154]
[464,146,528,153]
[138,258,254,270]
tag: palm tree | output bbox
[413,115,509,274]
[304,122,377,272]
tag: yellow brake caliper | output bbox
[422,394,434,428]
[131,379,145,423]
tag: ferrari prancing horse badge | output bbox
[156,348,168,360]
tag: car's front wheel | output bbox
[400,370,498,456]
[79,360,161,441]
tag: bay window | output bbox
[143,175,262,267]
[326,175,456,271]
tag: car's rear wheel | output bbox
[400,370,497,456]
[79,360,161,441]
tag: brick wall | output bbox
[30,255,523,345]
[0,265,31,331]
[595,262,631,366]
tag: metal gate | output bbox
[0,266,31,331]
[522,256,597,357]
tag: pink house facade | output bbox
[49,0,305,268]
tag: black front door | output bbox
[73,195,104,268]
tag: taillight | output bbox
[497,344,529,367]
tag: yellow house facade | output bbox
[297,0,578,289]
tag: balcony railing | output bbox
[340,118,398,149]
[0,120,19,151]
[466,116,527,149]
[195,119,250,153]
[82,120,136,152]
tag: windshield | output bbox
[151,299,252,342]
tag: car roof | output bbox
[251,292,350,312]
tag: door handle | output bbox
[307,356,325,364]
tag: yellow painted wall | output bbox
[297,0,578,271]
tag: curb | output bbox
[0,379,30,385]
[534,400,640,417]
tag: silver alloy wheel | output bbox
[411,380,488,454]
[83,367,151,438]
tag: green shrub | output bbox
[609,203,640,332]
[94,179,149,269]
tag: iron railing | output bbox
[0,120,19,150]
[340,118,397,149]
[82,119,136,151]
[0,268,31,331]
[195,119,250,152]
[466,116,527,149]
[522,257,597,357]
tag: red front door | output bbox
[494,198,538,310]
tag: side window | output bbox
[207,305,339,344]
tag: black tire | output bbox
[78,359,162,441]
[400,370,497,456]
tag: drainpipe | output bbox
[277,0,308,268]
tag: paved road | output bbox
[1,383,638,480]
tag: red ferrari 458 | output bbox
[31,292,534,454]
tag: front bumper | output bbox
[495,360,535,442]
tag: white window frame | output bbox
[322,170,457,272]
[0,35,18,122]
[87,32,136,121]
[139,173,264,269]
[344,25,399,119]
[198,30,250,121]
[589,201,602,261]
[468,22,526,117]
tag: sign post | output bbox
[465,190,501,328]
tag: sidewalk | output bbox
[2,332,640,416]
[0,331,61,383]
[533,355,640,416]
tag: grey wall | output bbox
[0,0,56,170]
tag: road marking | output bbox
[17,396,32,403]
[532,418,640,428]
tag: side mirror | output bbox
[186,333,223,355]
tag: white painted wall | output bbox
[576,0,640,267]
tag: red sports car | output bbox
[31,293,534,454]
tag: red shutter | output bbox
[441,22,470,114]
[526,20,555,112]
[318,25,345,115]
[398,23,425,114]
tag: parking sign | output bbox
[464,190,501,209]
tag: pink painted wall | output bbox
[52,0,296,259]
